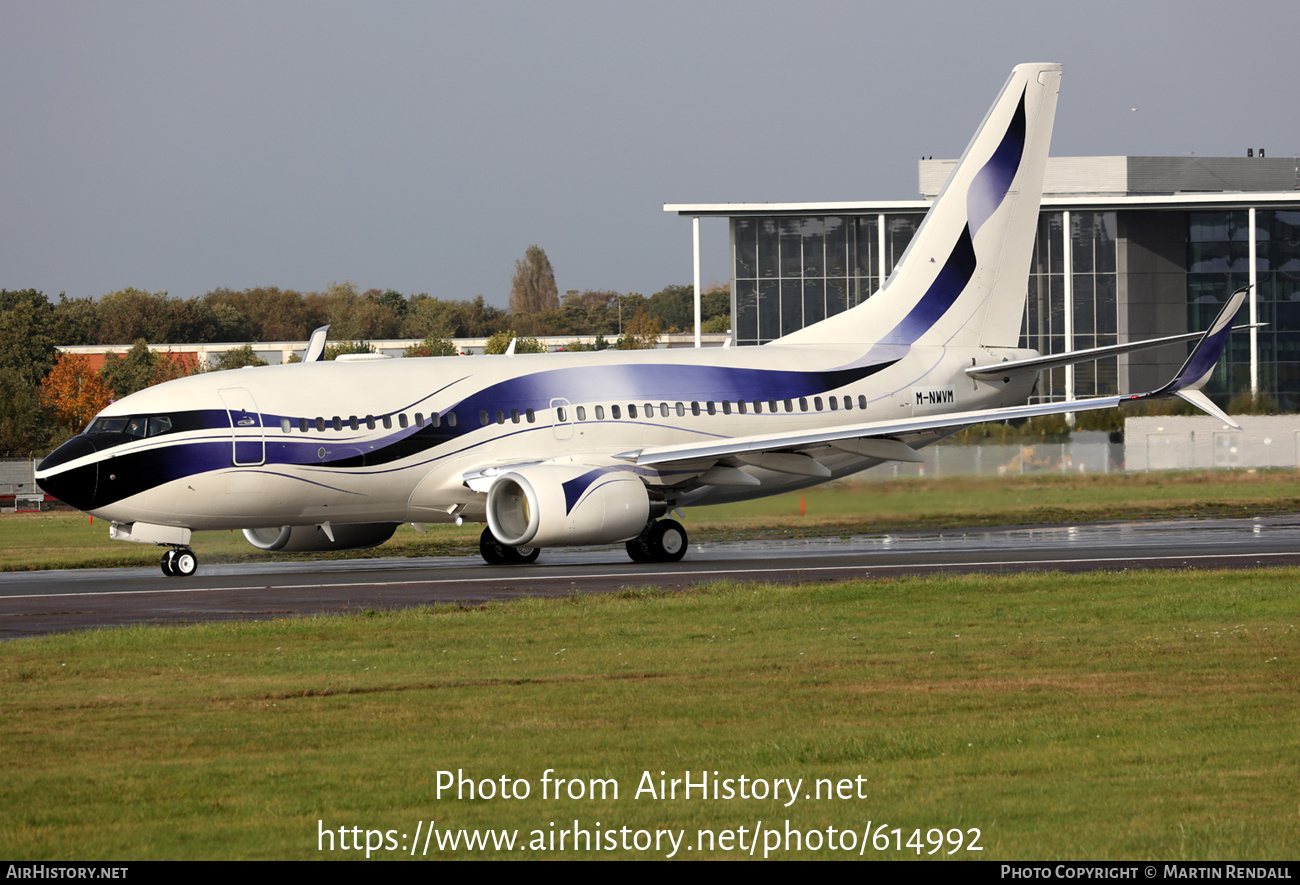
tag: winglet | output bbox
[304,325,331,363]
[1149,285,1250,429]
[1154,285,1250,397]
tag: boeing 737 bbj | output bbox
[36,63,1248,576]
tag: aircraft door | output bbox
[550,397,573,441]
[218,387,266,466]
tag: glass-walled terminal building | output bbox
[668,156,1300,410]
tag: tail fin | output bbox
[779,62,1061,349]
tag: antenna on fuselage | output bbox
[304,325,331,363]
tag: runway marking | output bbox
[3,550,1296,601]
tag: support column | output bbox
[693,216,702,348]
[877,213,886,294]
[1249,206,1258,394]
[1062,210,1074,413]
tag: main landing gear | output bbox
[479,526,541,566]
[160,546,198,577]
[626,518,688,563]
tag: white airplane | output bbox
[36,63,1249,577]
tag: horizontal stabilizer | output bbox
[967,317,1259,381]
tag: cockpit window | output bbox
[88,417,129,434]
[87,415,173,438]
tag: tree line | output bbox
[0,281,731,458]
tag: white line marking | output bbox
[2,551,1294,602]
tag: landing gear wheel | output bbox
[648,519,688,562]
[161,547,197,577]
[479,527,540,565]
[625,536,651,562]
[507,546,541,564]
[480,526,509,565]
[172,547,198,577]
[625,519,689,563]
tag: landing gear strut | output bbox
[479,526,541,566]
[160,546,198,577]
[626,518,688,563]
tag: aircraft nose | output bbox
[36,435,100,512]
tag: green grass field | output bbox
[5,470,1300,571]
[2,569,1297,860]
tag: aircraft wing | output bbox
[628,284,1249,470]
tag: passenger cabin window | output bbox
[332,417,342,431]
[828,397,838,411]
[858,395,867,410]
[814,397,823,411]
[447,412,457,427]
[526,408,535,423]
[721,401,731,415]
[298,418,309,433]
[691,402,700,416]
[595,405,605,420]
[365,415,376,430]
[798,398,808,412]
[676,403,685,417]
[479,411,489,426]
[611,405,622,420]
[628,404,637,419]
[382,415,392,429]
[576,406,587,421]
[414,412,424,427]
[399,414,409,428]
[349,416,359,431]
[556,407,566,422]
[281,418,292,434]
[706,401,717,416]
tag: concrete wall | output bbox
[1124,415,1300,471]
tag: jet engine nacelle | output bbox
[242,522,399,552]
[487,465,650,548]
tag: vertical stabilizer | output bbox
[778,63,1061,349]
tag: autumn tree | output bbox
[39,353,113,430]
[509,246,559,315]
[615,308,661,350]
[100,340,191,398]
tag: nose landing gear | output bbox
[160,547,198,577]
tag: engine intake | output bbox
[242,522,399,552]
[487,464,650,548]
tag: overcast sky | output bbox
[4,0,1297,308]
